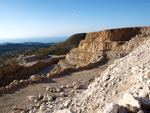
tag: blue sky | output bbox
[0,0,150,40]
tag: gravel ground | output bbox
[0,58,114,113]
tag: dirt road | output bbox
[0,58,114,113]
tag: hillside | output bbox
[1,27,150,113]
[0,42,55,67]
[0,42,54,54]
[0,33,86,69]
[24,33,86,55]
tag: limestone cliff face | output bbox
[52,27,150,72]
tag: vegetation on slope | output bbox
[0,42,54,54]
[23,33,87,55]
[0,33,86,69]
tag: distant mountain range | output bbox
[0,42,55,45]
[0,42,56,54]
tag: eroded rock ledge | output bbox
[0,55,65,87]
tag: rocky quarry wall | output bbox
[52,27,150,73]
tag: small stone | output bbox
[74,84,80,89]
[19,79,24,84]
[27,96,37,102]
[34,99,39,103]
[38,103,46,112]
[58,104,64,109]
[39,94,43,100]
[60,85,64,89]
[66,85,71,88]
[54,109,74,113]
[73,82,77,86]
[112,90,118,96]
[102,74,111,81]
[70,90,75,93]
[56,88,61,93]
[36,103,41,107]
[140,76,143,82]
[59,92,65,97]
[13,105,18,110]
[52,89,56,93]
[46,87,51,91]
[64,99,71,107]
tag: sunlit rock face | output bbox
[52,27,150,72]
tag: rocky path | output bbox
[0,58,115,113]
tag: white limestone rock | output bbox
[54,109,74,113]
[102,74,110,81]
[103,103,119,113]
[119,93,141,109]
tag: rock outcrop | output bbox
[52,27,150,73]
[0,56,65,87]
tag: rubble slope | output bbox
[50,39,150,113]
